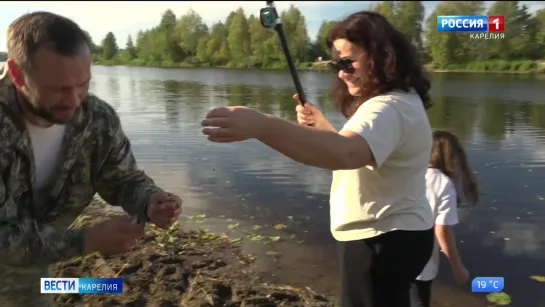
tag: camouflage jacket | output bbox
[0,71,164,268]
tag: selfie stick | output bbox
[260,1,307,106]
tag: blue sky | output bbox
[1,1,544,51]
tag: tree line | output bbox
[90,1,544,72]
[91,6,315,69]
[2,1,544,72]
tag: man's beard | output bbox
[18,90,75,125]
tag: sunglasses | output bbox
[328,58,356,74]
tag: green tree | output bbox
[371,1,397,21]
[396,1,425,51]
[175,10,209,58]
[137,29,164,63]
[487,2,535,60]
[425,1,485,68]
[227,8,251,66]
[535,9,545,58]
[157,10,184,63]
[313,21,338,60]
[195,36,210,64]
[125,35,137,60]
[135,30,146,55]
[224,11,237,30]
[206,22,230,66]
[247,14,275,67]
[159,9,177,32]
[280,5,311,63]
[101,32,118,60]
[370,2,425,52]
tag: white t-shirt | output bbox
[26,122,66,206]
[417,167,459,281]
[329,90,434,241]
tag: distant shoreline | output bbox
[422,62,545,75]
[2,60,542,76]
[428,69,543,74]
[92,60,545,75]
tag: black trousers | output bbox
[410,280,432,307]
[338,228,434,307]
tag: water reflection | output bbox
[160,81,183,132]
[427,96,478,142]
[523,102,545,130]
[90,65,545,307]
[428,72,544,103]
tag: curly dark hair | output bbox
[326,11,432,118]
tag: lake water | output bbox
[95,66,545,307]
[5,61,545,306]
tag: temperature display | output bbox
[471,277,504,293]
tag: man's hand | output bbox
[147,192,182,229]
[83,216,145,255]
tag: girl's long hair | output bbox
[429,130,479,207]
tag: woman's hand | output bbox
[294,94,325,126]
[452,265,470,284]
[293,94,337,132]
[201,106,268,143]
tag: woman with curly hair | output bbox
[201,11,435,307]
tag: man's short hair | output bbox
[7,11,90,72]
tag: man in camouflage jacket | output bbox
[0,12,182,306]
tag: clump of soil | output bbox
[53,208,337,307]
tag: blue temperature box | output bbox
[471,277,504,292]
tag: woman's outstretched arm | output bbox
[202,98,402,171]
[259,114,371,170]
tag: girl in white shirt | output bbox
[410,130,480,307]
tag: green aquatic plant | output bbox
[228,223,240,230]
[486,292,511,305]
[273,224,287,230]
[530,275,545,282]
[266,250,279,256]
[247,233,267,241]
